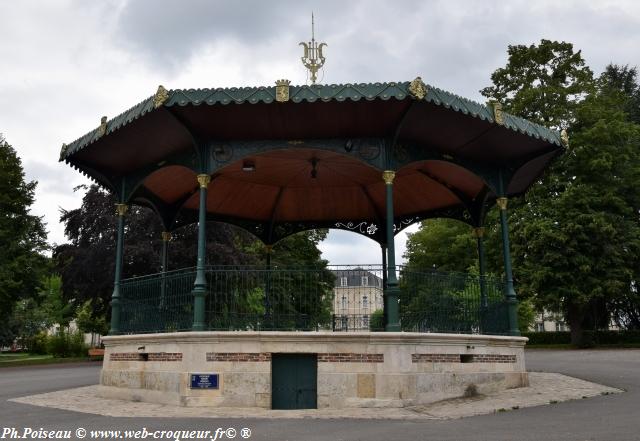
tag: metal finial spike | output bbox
[299,13,326,85]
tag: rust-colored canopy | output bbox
[60,80,563,243]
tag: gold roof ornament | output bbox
[299,13,326,85]
[408,77,428,100]
[154,85,169,108]
[382,170,396,185]
[560,129,569,147]
[59,143,68,160]
[115,203,129,216]
[488,101,505,125]
[275,79,291,102]
[197,174,211,188]
[97,116,108,137]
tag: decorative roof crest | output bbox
[560,129,569,147]
[154,85,169,108]
[97,116,108,137]
[275,79,291,102]
[488,101,505,125]
[59,143,68,160]
[408,77,427,100]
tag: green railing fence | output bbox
[118,265,509,335]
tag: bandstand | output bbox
[60,78,564,409]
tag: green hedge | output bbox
[523,330,640,346]
[47,330,87,358]
[523,331,571,345]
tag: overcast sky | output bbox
[1,0,639,266]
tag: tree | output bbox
[481,39,594,129]
[502,61,640,344]
[54,184,332,329]
[600,64,640,124]
[75,299,108,347]
[39,275,74,329]
[9,274,73,350]
[0,135,48,343]
[54,184,259,320]
[403,217,535,334]
[403,219,477,273]
[242,229,334,330]
[405,41,637,344]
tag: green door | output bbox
[271,353,317,409]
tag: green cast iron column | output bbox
[264,244,272,321]
[380,243,387,328]
[192,174,211,331]
[109,203,128,335]
[473,227,488,331]
[159,231,171,309]
[382,171,400,331]
[497,197,520,336]
[381,244,388,288]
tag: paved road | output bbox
[1,351,639,441]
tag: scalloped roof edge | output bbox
[59,81,562,161]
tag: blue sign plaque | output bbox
[190,373,219,389]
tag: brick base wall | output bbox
[412,353,516,363]
[318,353,384,363]
[110,352,182,362]
[206,353,272,362]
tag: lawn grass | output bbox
[0,353,35,361]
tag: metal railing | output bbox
[118,265,509,335]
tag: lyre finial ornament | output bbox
[299,12,327,84]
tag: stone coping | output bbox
[102,331,528,347]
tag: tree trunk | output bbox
[567,301,585,346]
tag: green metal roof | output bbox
[59,80,562,161]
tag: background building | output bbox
[331,268,384,331]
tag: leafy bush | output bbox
[522,331,571,345]
[26,332,49,355]
[518,301,536,334]
[47,332,68,357]
[584,330,640,345]
[370,309,384,331]
[47,330,87,357]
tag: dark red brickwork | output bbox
[110,353,139,361]
[147,352,182,362]
[411,354,460,363]
[473,354,517,363]
[206,353,272,362]
[317,353,384,363]
[411,353,517,363]
[110,352,182,362]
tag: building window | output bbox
[340,277,348,287]
[535,322,544,332]
[362,296,368,308]
[555,322,566,332]
[340,315,349,331]
[362,315,369,327]
[341,296,347,309]
[361,276,368,286]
